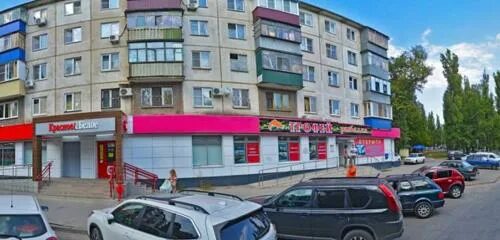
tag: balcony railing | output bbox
[0,79,25,100]
[130,62,183,80]
[128,28,182,41]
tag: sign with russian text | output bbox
[318,141,327,160]
[36,118,116,136]
[260,119,341,134]
[354,138,384,156]
[289,142,300,161]
[246,143,260,163]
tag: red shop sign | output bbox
[318,142,327,160]
[246,143,260,163]
[289,142,300,161]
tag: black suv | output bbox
[248,177,403,240]
[385,174,445,218]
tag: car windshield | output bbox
[461,161,473,167]
[0,215,47,238]
[219,209,270,240]
[409,153,418,157]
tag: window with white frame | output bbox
[347,28,356,41]
[350,103,359,118]
[362,52,389,71]
[64,27,82,44]
[190,20,208,36]
[259,20,301,42]
[303,65,314,82]
[300,37,313,52]
[33,8,47,22]
[64,92,81,112]
[261,50,302,74]
[326,43,337,59]
[230,53,248,72]
[33,63,47,80]
[64,57,81,76]
[328,71,339,87]
[365,76,391,95]
[129,42,183,63]
[192,136,222,167]
[127,14,182,29]
[299,11,313,26]
[304,96,317,113]
[228,23,245,39]
[0,143,15,166]
[0,101,18,120]
[64,1,81,15]
[266,92,290,111]
[101,0,119,9]
[101,53,119,71]
[0,34,13,52]
[192,51,210,69]
[257,0,299,15]
[232,88,250,108]
[193,87,213,107]
[101,88,120,109]
[141,87,173,107]
[366,102,392,119]
[329,99,340,116]
[101,22,119,38]
[32,34,48,51]
[349,76,358,90]
[32,97,47,116]
[325,20,335,34]
[348,51,357,66]
[0,61,17,82]
[228,0,244,11]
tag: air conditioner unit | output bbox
[222,87,232,96]
[119,88,133,97]
[110,35,120,44]
[34,17,47,27]
[212,88,224,97]
[25,79,35,88]
[187,2,199,11]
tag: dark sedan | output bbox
[439,160,479,180]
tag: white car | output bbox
[0,195,58,240]
[87,190,277,240]
[404,153,426,164]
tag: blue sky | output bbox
[2,0,500,120]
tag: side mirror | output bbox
[41,206,49,212]
[106,213,115,225]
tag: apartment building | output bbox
[0,0,400,186]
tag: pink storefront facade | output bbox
[123,115,400,186]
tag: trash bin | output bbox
[385,153,389,160]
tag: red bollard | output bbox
[115,183,124,202]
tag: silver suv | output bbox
[87,190,276,240]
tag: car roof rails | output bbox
[179,190,244,201]
[137,195,210,214]
[386,173,423,178]
[309,176,381,181]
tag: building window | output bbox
[326,43,337,59]
[309,137,327,160]
[33,8,47,22]
[193,0,207,8]
[0,34,13,52]
[228,0,244,11]
[303,65,314,82]
[228,23,245,39]
[234,136,259,164]
[261,50,302,74]
[64,57,81,76]
[347,28,356,41]
[190,20,208,36]
[232,88,249,108]
[349,76,358,90]
[230,53,248,72]
[141,87,173,107]
[365,76,391,95]
[329,99,340,116]
[325,20,335,34]
[101,0,119,9]
[127,14,182,29]
[192,51,210,69]
[101,53,119,71]
[0,101,18,120]
[383,84,388,94]
[101,88,120,109]
[193,87,213,107]
[101,22,119,38]
[193,136,222,167]
[348,51,357,66]
[32,34,48,51]
[0,62,16,82]
[304,96,317,113]
[259,20,301,42]
[300,37,313,52]
[266,92,290,111]
[328,71,339,87]
[65,1,81,15]
[278,136,300,162]
[350,103,359,118]
[366,102,392,119]
[64,27,82,44]
[32,97,47,116]
[0,143,15,166]
[64,92,81,112]
[363,52,389,71]
[33,63,47,81]
[129,42,183,63]
[299,11,313,26]
[258,0,298,15]
[375,81,380,92]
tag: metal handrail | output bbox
[0,164,33,177]
[123,162,159,192]
[36,161,53,192]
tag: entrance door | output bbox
[97,141,116,179]
[63,142,81,178]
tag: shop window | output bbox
[193,136,222,167]
[278,136,300,162]
[234,136,260,164]
[0,143,15,166]
[309,137,327,160]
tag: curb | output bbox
[466,175,500,187]
[51,223,87,235]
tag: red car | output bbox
[413,166,465,198]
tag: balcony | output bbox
[257,70,303,90]
[127,0,182,11]
[364,117,392,130]
[129,62,183,82]
[256,49,303,90]
[0,20,26,37]
[0,33,25,54]
[253,7,300,27]
[128,28,182,42]
[0,79,25,101]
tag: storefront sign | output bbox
[246,143,260,163]
[355,138,385,156]
[341,125,371,135]
[289,142,300,161]
[36,118,116,136]
[260,119,341,134]
[318,142,327,160]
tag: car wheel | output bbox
[450,185,462,198]
[414,201,433,218]
[90,226,103,240]
[343,229,374,240]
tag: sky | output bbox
[2,0,500,120]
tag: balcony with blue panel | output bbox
[0,48,25,64]
[0,20,26,37]
[365,117,392,130]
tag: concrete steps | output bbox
[125,180,155,198]
[39,178,111,199]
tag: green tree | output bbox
[494,71,500,112]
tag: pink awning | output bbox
[371,128,401,139]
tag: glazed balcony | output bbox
[127,0,182,11]
[129,62,183,82]
[0,33,25,54]
[128,28,182,42]
[256,49,303,90]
